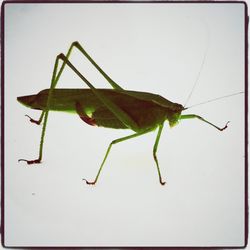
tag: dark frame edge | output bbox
[1,0,6,248]
[244,0,249,248]
[0,1,248,249]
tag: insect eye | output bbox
[177,104,184,111]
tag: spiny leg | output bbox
[19,43,76,164]
[19,42,136,165]
[19,110,49,164]
[72,41,123,90]
[22,43,76,127]
[180,114,229,131]
[153,123,166,185]
[83,129,152,185]
[57,54,140,132]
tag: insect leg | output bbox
[57,54,140,132]
[19,44,76,164]
[25,111,45,125]
[83,129,152,185]
[180,114,229,131]
[70,41,123,90]
[153,123,166,185]
[19,44,138,165]
[75,102,96,126]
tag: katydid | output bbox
[17,41,229,185]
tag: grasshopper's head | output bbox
[17,94,41,110]
[167,103,185,127]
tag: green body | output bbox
[17,41,228,185]
[18,88,184,130]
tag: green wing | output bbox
[19,88,183,130]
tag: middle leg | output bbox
[83,129,153,185]
[153,123,166,185]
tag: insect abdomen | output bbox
[92,103,166,130]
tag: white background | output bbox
[4,3,245,247]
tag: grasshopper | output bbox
[17,41,229,185]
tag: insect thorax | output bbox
[168,112,181,127]
[166,104,184,127]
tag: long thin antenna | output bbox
[184,20,210,107]
[185,91,244,109]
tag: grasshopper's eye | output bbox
[175,104,184,112]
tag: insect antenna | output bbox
[185,91,244,109]
[184,21,210,108]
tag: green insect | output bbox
[17,41,229,185]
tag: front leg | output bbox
[180,114,229,131]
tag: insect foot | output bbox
[25,115,41,125]
[160,180,166,185]
[220,121,230,131]
[82,178,96,185]
[18,159,41,165]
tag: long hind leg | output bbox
[23,41,123,126]
[19,43,76,164]
[19,43,138,165]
